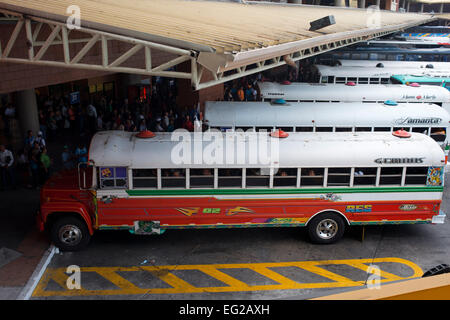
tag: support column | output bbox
[358,0,366,8]
[440,3,444,13]
[406,0,410,12]
[334,0,346,6]
[16,88,39,139]
[376,0,380,8]
[420,3,424,12]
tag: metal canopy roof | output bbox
[0,0,436,90]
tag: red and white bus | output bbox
[37,130,446,251]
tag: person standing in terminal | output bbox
[0,144,16,190]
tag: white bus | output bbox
[335,60,450,70]
[258,82,450,112]
[313,65,401,84]
[40,130,446,249]
[204,101,450,147]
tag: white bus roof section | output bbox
[336,60,450,70]
[0,0,435,90]
[258,82,450,103]
[204,101,450,128]
[314,65,416,78]
[88,131,444,169]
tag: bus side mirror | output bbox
[78,161,95,190]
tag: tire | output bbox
[50,216,91,251]
[307,212,346,244]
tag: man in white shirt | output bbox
[0,144,16,190]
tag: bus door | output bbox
[96,166,135,227]
[78,161,98,228]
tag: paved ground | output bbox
[24,176,450,300]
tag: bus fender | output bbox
[305,209,350,226]
[41,203,95,235]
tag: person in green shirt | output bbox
[40,146,51,182]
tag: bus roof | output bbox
[88,131,444,169]
[204,101,450,128]
[314,65,412,78]
[336,60,450,70]
[391,74,450,83]
[257,82,450,103]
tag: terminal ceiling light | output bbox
[309,15,336,32]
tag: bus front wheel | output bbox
[50,216,91,251]
[307,212,345,244]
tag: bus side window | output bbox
[379,167,403,185]
[273,168,297,187]
[132,169,157,188]
[316,127,333,132]
[246,168,270,188]
[355,127,372,132]
[412,127,429,135]
[190,169,214,188]
[218,169,242,188]
[296,126,313,132]
[358,78,368,84]
[300,168,324,186]
[99,167,128,189]
[374,127,391,132]
[327,168,351,186]
[430,128,446,142]
[353,167,377,186]
[161,169,186,188]
[336,77,346,84]
[405,167,428,185]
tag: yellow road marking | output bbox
[32,257,423,297]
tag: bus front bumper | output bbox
[432,210,446,224]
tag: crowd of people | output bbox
[0,65,306,190]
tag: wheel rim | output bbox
[316,219,338,240]
[59,225,82,246]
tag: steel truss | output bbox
[0,8,435,90]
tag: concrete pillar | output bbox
[420,3,424,12]
[376,0,380,8]
[406,0,410,12]
[16,88,39,139]
[335,0,346,6]
[440,3,444,13]
[358,0,366,8]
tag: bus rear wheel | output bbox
[307,212,345,244]
[50,216,91,251]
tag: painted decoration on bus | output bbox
[427,167,444,186]
[345,205,373,213]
